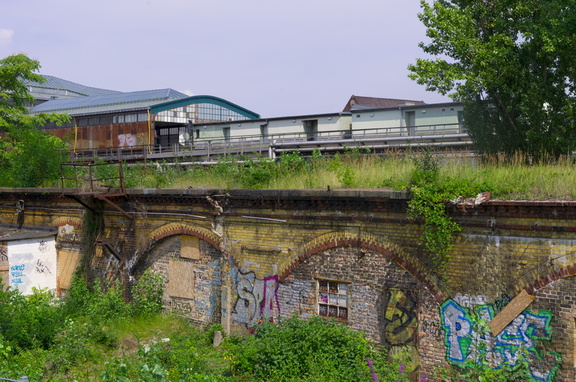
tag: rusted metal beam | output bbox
[95,195,133,220]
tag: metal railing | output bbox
[66,122,467,162]
[60,161,126,194]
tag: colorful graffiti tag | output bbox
[382,288,419,374]
[232,271,280,327]
[441,299,560,381]
[118,133,137,148]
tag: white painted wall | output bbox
[352,103,463,133]
[193,114,352,141]
[7,236,57,295]
[190,103,463,142]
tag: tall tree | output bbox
[0,54,70,187]
[408,0,576,158]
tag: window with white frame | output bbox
[317,279,349,320]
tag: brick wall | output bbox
[134,235,223,327]
[3,189,576,381]
[277,247,445,377]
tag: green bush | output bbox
[0,286,64,351]
[88,279,131,322]
[227,316,406,382]
[132,269,164,316]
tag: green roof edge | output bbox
[150,95,260,119]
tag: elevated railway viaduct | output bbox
[0,188,575,381]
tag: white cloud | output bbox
[180,89,194,97]
[0,29,14,47]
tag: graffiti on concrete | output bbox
[232,271,280,327]
[7,238,57,295]
[35,259,52,275]
[441,299,560,382]
[10,264,25,285]
[171,298,193,314]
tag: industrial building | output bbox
[26,75,464,156]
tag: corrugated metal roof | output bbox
[29,88,188,115]
[24,74,122,97]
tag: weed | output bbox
[131,269,164,317]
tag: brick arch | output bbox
[512,251,576,296]
[280,230,449,303]
[51,216,83,230]
[144,222,223,253]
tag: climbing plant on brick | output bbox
[408,184,462,275]
[407,150,480,276]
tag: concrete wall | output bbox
[0,235,57,295]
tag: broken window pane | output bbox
[328,282,338,293]
[317,279,350,321]
[328,305,338,317]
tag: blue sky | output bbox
[0,0,449,117]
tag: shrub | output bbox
[0,286,64,351]
[227,316,406,382]
[131,269,164,316]
[88,279,131,322]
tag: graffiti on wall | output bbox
[58,224,77,241]
[441,299,560,382]
[382,288,419,373]
[0,243,7,264]
[7,238,57,295]
[232,271,280,327]
[118,134,137,148]
[194,260,221,320]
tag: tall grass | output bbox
[92,151,576,200]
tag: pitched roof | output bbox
[24,74,122,97]
[28,88,188,115]
[343,95,426,112]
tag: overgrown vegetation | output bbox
[0,271,414,381]
[0,269,538,381]
[406,150,471,275]
[226,316,407,382]
[54,149,576,201]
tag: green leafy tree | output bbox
[408,0,576,158]
[0,53,70,187]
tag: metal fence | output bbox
[64,122,469,162]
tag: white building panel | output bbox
[8,236,57,295]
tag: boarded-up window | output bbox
[58,249,82,290]
[181,236,200,260]
[168,259,195,298]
